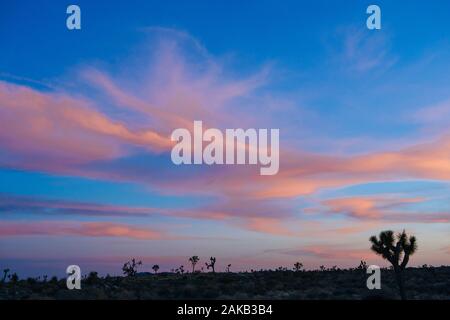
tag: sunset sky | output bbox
[1,0,449,277]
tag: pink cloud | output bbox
[0,81,172,170]
[318,195,450,223]
[0,221,169,240]
[241,217,296,236]
[271,245,375,261]
[322,196,424,219]
[2,30,450,207]
[1,28,450,242]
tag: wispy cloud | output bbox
[332,26,397,73]
[0,221,171,240]
[267,245,375,261]
[320,195,449,223]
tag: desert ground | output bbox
[1,266,449,300]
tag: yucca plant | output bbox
[205,257,216,273]
[1,269,9,283]
[189,256,199,273]
[293,262,304,272]
[369,230,417,300]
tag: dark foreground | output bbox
[1,266,449,300]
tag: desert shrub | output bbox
[293,262,304,272]
[9,273,19,284]
[85,271,99,285]
[122,258,142,277]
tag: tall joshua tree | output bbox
[205,257,216,273]
[2,269,10,283]
[369,230,417,300]
[293,262,303,272]
[189,256,199,273]
[152,264,159,274]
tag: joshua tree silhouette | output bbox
[205,257,216,273]
[152,264,160,274]
[9,273,19,284]
[2,269,10,283]
[293,262,304,272]
[86,271,99,285]
[357,260,368,271]
[226,264,231,273]
[189,256,199,273]
[122,258,142,277]
[370,230,417,300]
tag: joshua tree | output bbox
[189,256,199,273]
[357,260,368,271]
[86,271,99,285]
[226,264,231,273]
[370,230,417,300]
[205,257,216,273]
[9,273,19,284]
[174,265,185,274]
[293,262,304,272]
[2,269,10,283]
[122,258,142,277]
[152,264,160,274]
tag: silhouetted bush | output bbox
[122,259,142,277]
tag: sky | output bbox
[0,0,449,277]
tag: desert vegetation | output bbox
[122,258,142,277]
[188,256,200,273]
[1,230,449,300]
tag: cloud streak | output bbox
[0,221,170,240]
